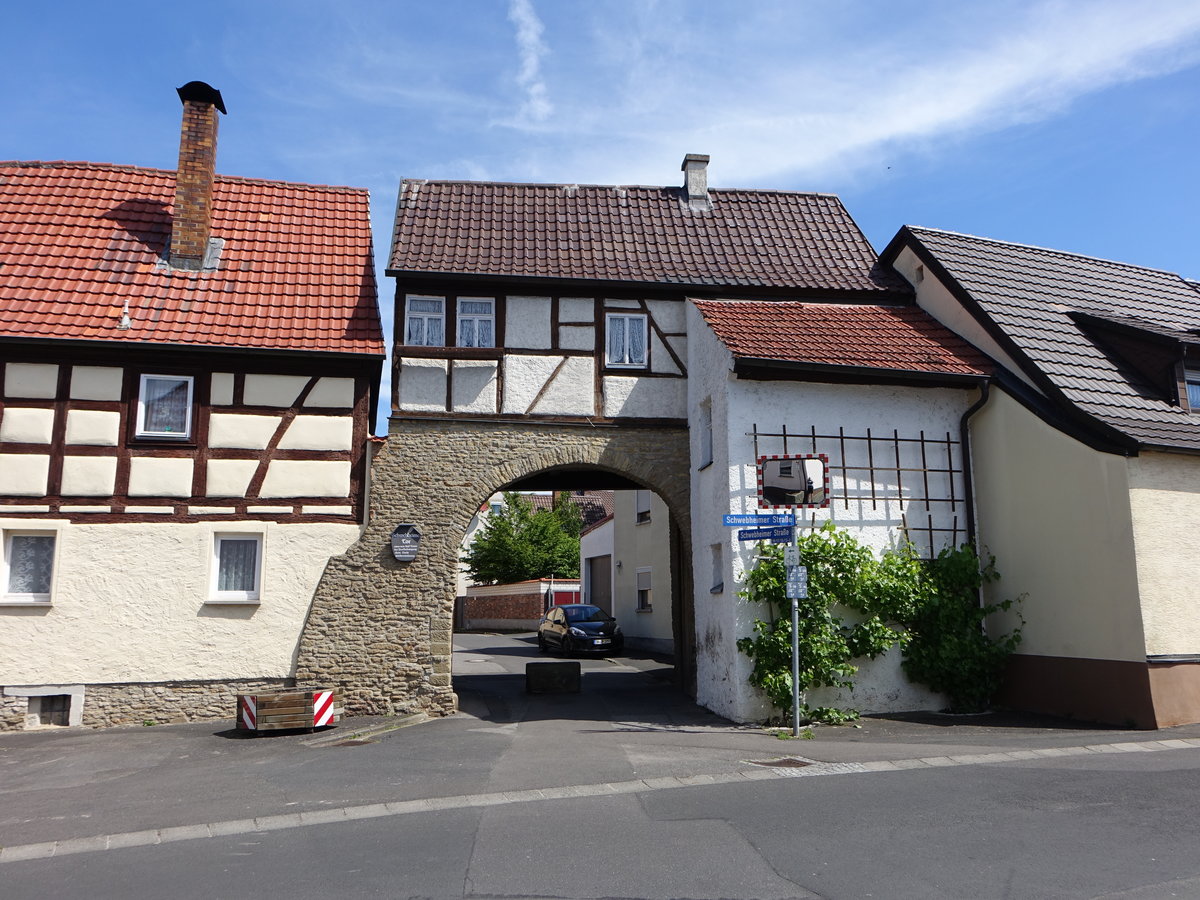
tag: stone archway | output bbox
[296,419,691,718]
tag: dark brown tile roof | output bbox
[0,161,384,355]
[529,491,614,528]
[899,226,1200,450]
[389,179,908,296]
[693,299,991,376]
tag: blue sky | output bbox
[6,1,1200,429]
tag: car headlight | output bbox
[568,627,586,637]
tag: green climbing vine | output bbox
[737,523,1023,724]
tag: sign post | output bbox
[782,513,806,736]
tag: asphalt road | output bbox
[3,632,1200,899]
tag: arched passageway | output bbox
[296,419,691,718]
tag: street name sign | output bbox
[736,526,794,542]
[723,514,795,527]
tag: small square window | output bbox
[606,313,647,368]
[457,298,495,348]
[3,531,56,602]
[210,534,263,603]
[136,374,193,439]
[405,296,445,347]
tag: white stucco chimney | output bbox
[681,153,711,211]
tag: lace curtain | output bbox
[143,377,190,435]
[7,535,54,595]
[217,539,258,593]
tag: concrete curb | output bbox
[301,712,429,747]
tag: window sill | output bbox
[710,583,724,595]
[0,599,52,607]
[636,607,653,614]
[397,346,502,360]
[697,461,713,472]
[205,598,261,606]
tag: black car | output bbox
[537,604,624,656]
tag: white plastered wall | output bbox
[0,520,362,683]
[1128,451,1200,657]
[602,376,685,418]
[971,389,1145,661]
[687,304,971,722]
[611,492,674,651]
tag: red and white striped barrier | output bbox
[236,688,340,733]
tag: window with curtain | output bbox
[3,532,55,601]
[405,296,445,346]
[137,374,193,439]
[211,534,262,602]
[457,298,495,348]
[606,313,647,367]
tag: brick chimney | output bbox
[170,81,226,270]
[681,153,711,211]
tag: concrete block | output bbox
[526,661,581,694]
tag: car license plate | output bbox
[595,638,610,645]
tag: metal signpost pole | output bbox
[790,511,799,737]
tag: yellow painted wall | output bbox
[972,390,1146,661]
[1128,451,1200,656]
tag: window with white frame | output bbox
[405,296,446,347]
[210,534,263,603]
[636,567,652,611]
[3,531,55,602]
[457,298,495,348]
[606,313,647,368]
[635,489,652,524]
[136,374,193,439]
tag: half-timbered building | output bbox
[0,83,383,729]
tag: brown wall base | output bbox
[997,654,1180,730]
[1147,662,1200,728]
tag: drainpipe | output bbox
[959,380,990,547]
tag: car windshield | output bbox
[564,605,611,623]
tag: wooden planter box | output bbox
[236,687,340,733]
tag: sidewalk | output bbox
[4,638,1200,864]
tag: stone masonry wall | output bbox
[297,418,691,719]
[0,678,294,732]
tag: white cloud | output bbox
[492,0,1200,188]
[507,0,552,123]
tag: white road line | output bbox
[3,737,1199,864]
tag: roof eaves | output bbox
[732,356,988,388]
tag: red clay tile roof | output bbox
[0,161,384,355]
[893,226,1200,450]
[693,299,992,376]
[389,180,908,297]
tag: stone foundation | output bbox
[298,417,692,720]
[0,678,295,731]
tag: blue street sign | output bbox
[737,526,794,542]
[724,514,796,527]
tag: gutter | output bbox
[959,380,991,547]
